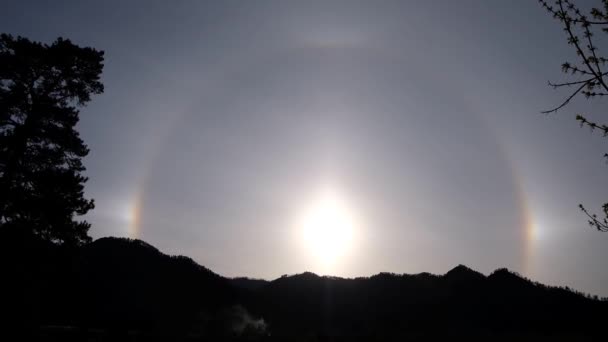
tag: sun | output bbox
[297,189,356,272]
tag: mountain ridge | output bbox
[89,238,587,295]
[3,235,607,339]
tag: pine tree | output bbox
[0,34,104,245]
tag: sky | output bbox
[3,0,608,296]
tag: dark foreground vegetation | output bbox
[2,230,606,341]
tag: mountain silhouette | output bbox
[3,234,606,340]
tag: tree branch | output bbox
[580,204,608,231]
[548,77,595,87]
[541,82,587,113]
[559,0,608,92]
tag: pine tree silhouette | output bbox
[0,34,104,245]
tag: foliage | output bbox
[0,34,104,244]
[539,0,608,231]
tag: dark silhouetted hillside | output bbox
[2,233,607,340]
[246,267,607,338]
[77,237,235,333]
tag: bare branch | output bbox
[580,204,608,232]
[541,82,587,113]
[559,1,608,93]
[576,114,608,136]
[548,78,594,87]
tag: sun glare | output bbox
[297,189,357,272]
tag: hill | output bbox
[2,234,606,340]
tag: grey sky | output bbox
[3,0,608,295]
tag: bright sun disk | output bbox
[297,189,356,271]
